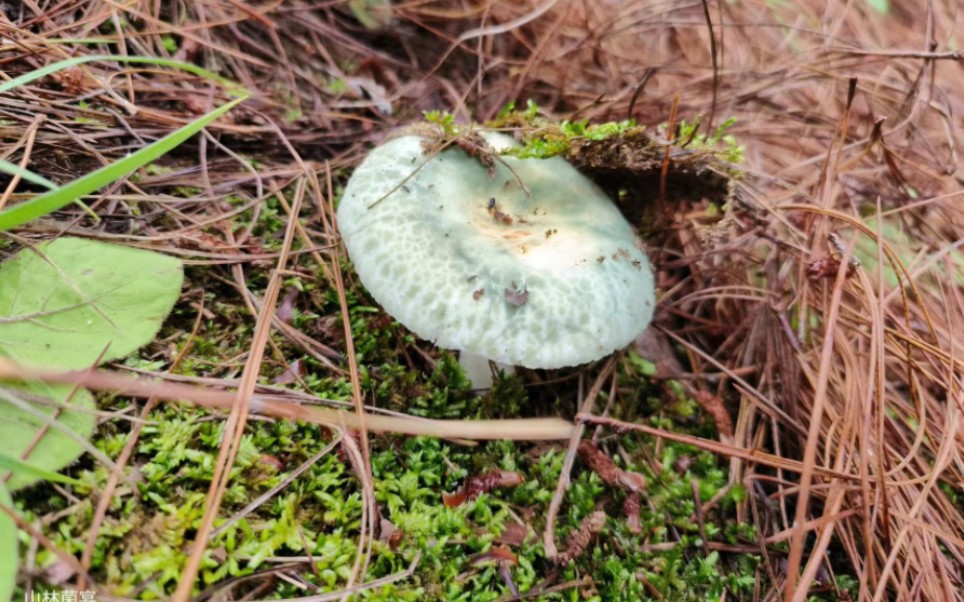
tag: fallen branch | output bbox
[0,357,576,441]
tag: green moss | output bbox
[14,222,762,601]
[672,117,745,164]
[19,387,761,601]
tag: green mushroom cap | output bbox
[337,131,655,369]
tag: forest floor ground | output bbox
[1,1,962,600]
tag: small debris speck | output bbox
[487,199,514,225]
[504,285,528,307]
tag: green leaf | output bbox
[0,237,181,490]
[0,159,57,190]
[0,382,96,491]
[0,448,84,486]
[0,95,245,232]
[0,481,14,602]
[0,237,183,369]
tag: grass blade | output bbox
[0,54,243,95]
[0,95,247,232]
[0,160,57,190]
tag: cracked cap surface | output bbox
[336,131,655,369]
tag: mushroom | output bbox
[336,130,655,388]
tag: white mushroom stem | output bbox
[459,351,515,390]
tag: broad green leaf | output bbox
[0,449,84,486]
[0,95,245,231]
[0,481,14,602]
[0,237,183,369]
[0,383,96,491]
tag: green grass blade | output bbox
[0,160,57,190]
[0,450,83,486]
[0,54,243,95]
[0,481,13,602]
[0,95,247,232]
[56,38,120,44]
[0,160,100,222]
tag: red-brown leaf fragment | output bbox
[807,256,857,281]
[442,470,524,507]
[624,492,642,534]
[455,132,496,173]
[578,441,646,492]
[694,390,734,438]
[378,518,404,551]
[552,510,607,564]
[617,469,647,493]
[277,286,299,324]
[259,454,283,472]
[271,358,304,385]
[470,545,518,566]
[494,521,531,547]
[578,440,621,484]
[468,546,520,598]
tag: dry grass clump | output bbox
[1,0,962,599]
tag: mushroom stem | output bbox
[459,351,515,390]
